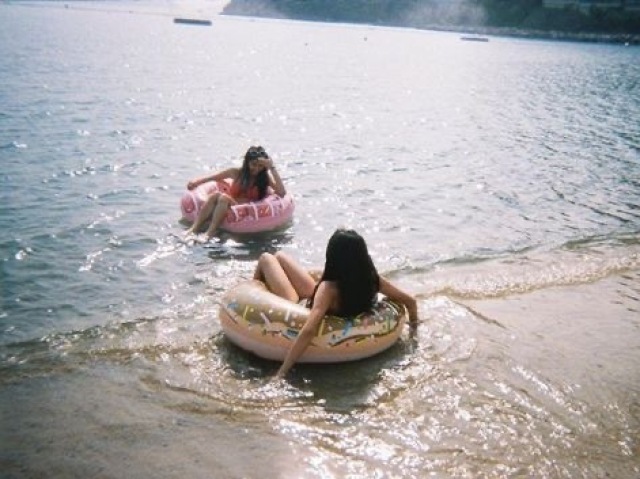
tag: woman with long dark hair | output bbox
[253,228,419,378]
[186,145,286,240]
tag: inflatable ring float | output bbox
[219,280,407,362]
[180,180,295,234]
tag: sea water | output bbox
[1,2,639,478]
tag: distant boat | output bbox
[461,35,489,42]
[173,18,212,26]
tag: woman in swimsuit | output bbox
[253,228,419,378]
[185,146,286,240]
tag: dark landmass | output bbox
[222,0,640,45]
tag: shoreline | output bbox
[221,10,640,46]
[5,1,638,45]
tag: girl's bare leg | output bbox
[254,253,298,301]
[187,192,221,235]
[254,252,315,302]
[273,252,315,299]
[203,194,233,239]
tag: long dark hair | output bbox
[309,229,380,317]
[238,145,269,200]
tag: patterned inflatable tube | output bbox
[219,280,407,363]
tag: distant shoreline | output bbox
[221,9,640,46]
[5,0,639,45]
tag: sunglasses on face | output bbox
[248,149,267,160]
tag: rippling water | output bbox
[1,2,639,478]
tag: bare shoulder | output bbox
[313,281,340,314]
[315,280,338,297]
[222,167,241,177]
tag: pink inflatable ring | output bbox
[180,180,294,234]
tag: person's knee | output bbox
[258,252,275,267]
[218,194,233,207]
[274,251,290,263]
[275,251,297,270]
[206,191,220,204]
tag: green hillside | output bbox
[223,0,640,42]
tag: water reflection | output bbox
[205,228,296,261]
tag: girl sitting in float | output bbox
[252,228,419,378]
[185,145,286,241]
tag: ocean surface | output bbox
[1,2,639,478]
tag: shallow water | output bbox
[1,2,639,478]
